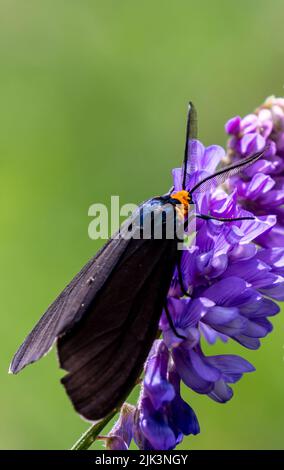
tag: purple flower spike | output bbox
[134,340,200,450]
[226,96,284,247]
[114,98,282,450]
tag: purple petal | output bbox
[257,223,284,248]
[172,347,214,394]
[259,275,284,301]
[144,341,175,410]
[188,140,205,172]
[196,251,214,273]
[168,370,200,436]
[254,318,273,334]
[225,116,241,135]
[203,277,248,306]
[139,398,176,450]
[201,145,225,173]
[240,114,258,134]
[229,244,257,261]
[199,323,221,345]
[182,297,213,328]
[171,398,200,436]
[235,215,276,244]
[222,259,273,288]
[260,189,284,207]
[108,403,135,449]
[239,297,280,318]
[211,316,248,337]
[257,248,284,275]
[203,306,239,325]
[245,159,275,177]
[189,349,221,382]
[240,133,266,155]
[208,380,234,403]
[243,319,270,338]
[172,167,183,191]
[206,354,255,381]
[106,436,129,450]
[234,334,261,350]
[245,173,275,199]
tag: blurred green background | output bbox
[1,0,284,450]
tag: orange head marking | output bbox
[171,190,192,216]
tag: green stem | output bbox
[71,409,117,450]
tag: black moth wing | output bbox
[10,197,181,422]
[58,234,178,421]
[10,202,150,374]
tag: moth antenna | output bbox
[196,214,255,222]
[182,101,198,190]
[191,148,267,195]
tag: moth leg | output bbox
[196,214,255,222]
[164,302,187,340]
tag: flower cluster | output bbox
[105,101,284,451]
[225,96,284,247]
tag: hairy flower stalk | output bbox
[73,98,284,451]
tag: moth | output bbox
[10,103,264,421]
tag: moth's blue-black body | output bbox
[10,103,265,421]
